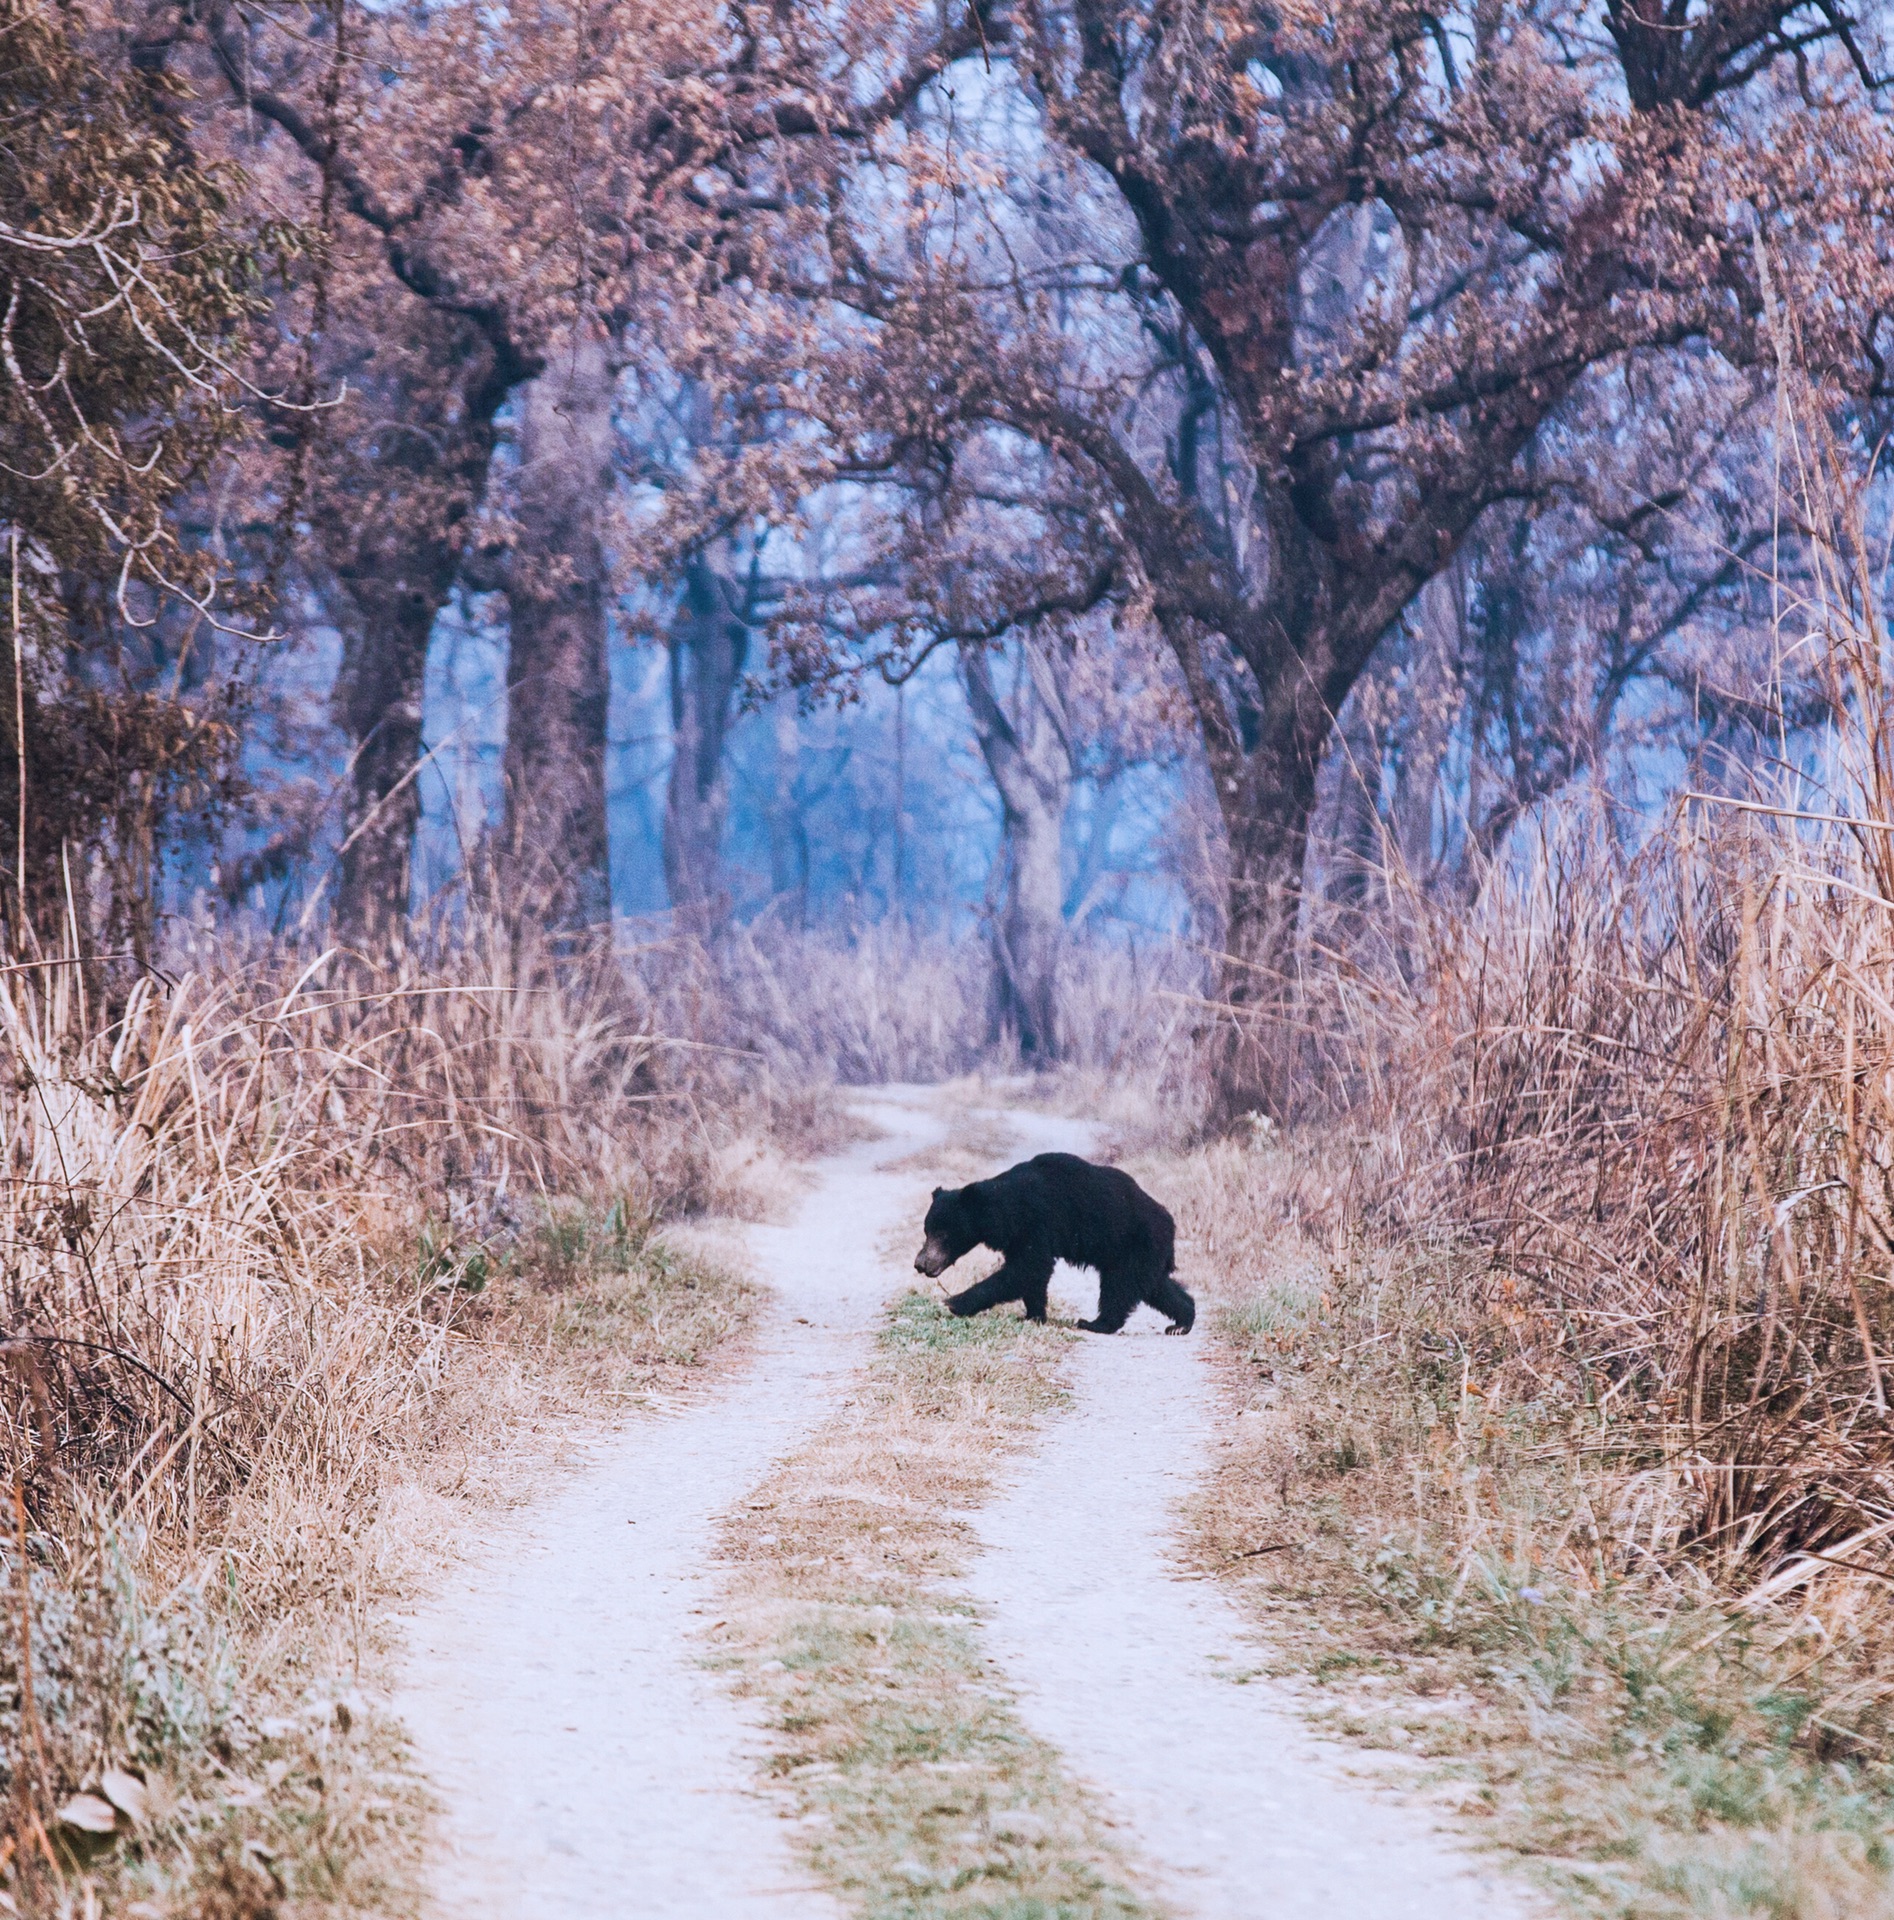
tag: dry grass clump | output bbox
[711,1282,1151,1920]
[0,917,771,1911]
[1144,1113,1894,1913]
[714,914,1207,1087]
[1227,401,1894,1601]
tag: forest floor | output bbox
[383,1089,1541,1920]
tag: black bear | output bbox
[913,1152,1194,1335]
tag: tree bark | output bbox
[1322,688,1384,936]
[662,552,750,918]
[501,328,616,930]
[768,693,807,922]
[961,633,1071,1064]
[321,311,514,945]
[329,587,432,941]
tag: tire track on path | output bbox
[971,1116,1541,1919]
[393,1091,942,1920]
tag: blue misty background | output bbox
[315,593,1195,937]
[230,383,1193,939]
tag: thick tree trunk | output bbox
[662,553,750,918]
[1159,581,1341,1121]
[1198,762,1322,1126]
[1220,741,1323,993]
[321,318,513,946]
[961,634,1071,1064]
[501,328,616,930]
[330,588,433,942]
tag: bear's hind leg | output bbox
[1146,1271,1196,1334]
[1078,1266,1140,1335]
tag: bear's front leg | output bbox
[1014,1252,1054,1322]
[945,1269,1020,1318]
[946,1250,1053,1321]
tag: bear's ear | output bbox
[932,1186,945,1198]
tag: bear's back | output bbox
[1007,1152,1172,1270]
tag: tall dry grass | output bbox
[1270,390,1894,1591]
[715,914,1204,1085]
[0,911,798,1895]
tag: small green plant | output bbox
[416,1220,491,1294]
[1220,1281,1322,1348]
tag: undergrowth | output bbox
[0,926,771,1916]
[1161,1139,1894,1919]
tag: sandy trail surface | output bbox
[397,1093,1535,1920]
[978,1109,1538,1919]
[393,1091,940,1920]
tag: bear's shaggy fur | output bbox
[913,1152,1194,1335]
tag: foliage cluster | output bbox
[0,0,264,953]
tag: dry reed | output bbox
[1248,388,1894,1590]
[0,912,783,1905]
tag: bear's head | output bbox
[914,1184,982,1278]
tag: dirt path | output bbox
[394,1091,942,1920]
[975,1122,1538,1920]
[396,1094,1536,1920]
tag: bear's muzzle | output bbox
[914,1235,952,1278]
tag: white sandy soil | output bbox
[393,1091,941,1920]
[396,1093,1538,1920]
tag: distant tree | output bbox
[304,289,515,940]
[663,551,755,919]
[1312,362,1804,918]
[959,608,1189,1060]
[173,0,1013,936]
[615,371,766,919]
[960,630,1071,1058]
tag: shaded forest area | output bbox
[13,0,1894,1908]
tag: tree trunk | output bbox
[961,633,1071,1064]
[1388,570,1467,888]
[329,587,433,942]
[319,315,514,945]
[662,552,750,918]
[1159,593,1341,1121]
[768,694,806,923]
[501,328,616,930]
[1322,687,1384,936]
